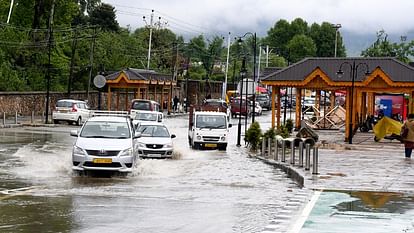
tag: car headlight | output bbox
[137,142,146,148]
[164,143,173,149]
[196,135,202,140]
[119,148,133,157]
[73,146,86,156]
[220,136,226,141]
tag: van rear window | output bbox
[132,101,151,110]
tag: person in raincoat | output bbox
[402,113,414,158]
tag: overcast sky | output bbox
[103,0,414,41]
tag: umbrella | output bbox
[256,86,268,93]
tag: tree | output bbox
[89,3,119,32]
[287,34,317,63]
[361,30,414,63]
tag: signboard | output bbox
[237,78,257,96]
[93,75,106,88]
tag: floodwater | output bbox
[0,113,303,233]
[300,190,414,233]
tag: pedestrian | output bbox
[401,113,414,158]
[173,96,179,113]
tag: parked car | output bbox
[256,94,271,110]
[132,110,163,129]
[136,122,176,158]
[130,99,161,119]
[230,97,251,118]
[52,99,90,125]
[70,112,140,174]
[302,98,315,113]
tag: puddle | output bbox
[298,190,414,233]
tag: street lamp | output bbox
[237,32,257,123]
[337,61,370,144]
[237,57,247,147]
[332,24,341,57]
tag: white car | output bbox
[253,102,262,116]
[132,110,163,129]
[70,113,140,174]
[136,122,176,158]
[53,99,90,125]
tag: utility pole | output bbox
[67,26,79,97]
[45,0,55,124]
[86,27,97,101]
[6,0,14,23]
[222,32,231,100]
[143,10,165,70]
[168,42,178,115]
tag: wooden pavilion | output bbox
[104,68,176,112]
[261,57,414,142]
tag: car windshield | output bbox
[196,115,227,129]
[132,101,151,110]
[137,125,170,137]
[135,112,158,121]
[80,121,130,138]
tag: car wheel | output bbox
[75,117,81,126]
[218,144,227,151]
[53,119,59,124]
[188,137,192,146]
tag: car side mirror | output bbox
[228,123,232,128]
[171,134,176,138]
[70,130,78,137]
[134,132,142,139]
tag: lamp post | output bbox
[337,61,370,144]
[237,32,257,123]
[237,57,247,147]
[332,24,341,57]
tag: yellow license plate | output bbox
[93,158,112,163]
[204,144,217,148]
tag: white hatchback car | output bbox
[70,113,140,174]
[53,99,90,125]
[136,122,176,159]
[132,110,163,129]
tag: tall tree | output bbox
[89,3,119,32]
[287,34,317,63]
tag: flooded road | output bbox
[0,113,304,233]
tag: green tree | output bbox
[89,3,119,32]
[287,34,317,63]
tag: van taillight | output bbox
[71,104,78,112]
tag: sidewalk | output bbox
[259,130,414,194]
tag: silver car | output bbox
[136,122,176,159]
[70,114,140,174]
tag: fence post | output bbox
[290,139,295,165]
[267,138,271,158]
[15,112,18,124]
[31,111,34,123]
[3,112,5,125]
[261,138,265,157]
[312,147,319,175]
[281,140,286,162]
[305,143,311,170]
[299,141,304,167]
[274,139,279,161]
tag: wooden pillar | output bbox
[330,91,335,109]
[154,85,157,102]
[161,86,164,111]
[125,89,129,111]
[271,86,276,128]
[276,87,281,128]
[315,90,320,116]
[360,92,367,121]
[116,89,120,111]
[295,88,302,130]
[108,86,112,111]
[409,91,414,114]
[134,88,138,99]
[367,92,374,115]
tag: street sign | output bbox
[93,75,106,88]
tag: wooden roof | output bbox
[262,57,414,83]
[106,68,173,82]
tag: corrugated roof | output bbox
[105,68,172,81]
[262,57,414,82]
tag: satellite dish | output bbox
[93,75,106,88]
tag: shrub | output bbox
[286,118,294,133]
[276,125,289,138]
[245,121,262,151]
[263,127,277,140]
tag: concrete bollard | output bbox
[15,112,18,124]
[31,111,34,123]
[267,138,271,158]
[290,139,295,165]
[281,140,286,162]
[305,143,311,170]
[312,147,319,175]
[274,139,279,161]
[299,141,304,167]
[2,112,5,125]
